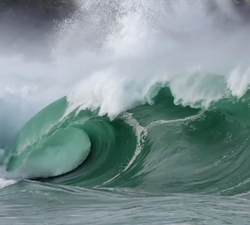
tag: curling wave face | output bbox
[2,1,250,223]
[3,80,250,196]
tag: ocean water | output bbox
[1,0,250,224]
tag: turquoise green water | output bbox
[1,86,250,224]
[2,1,250,224]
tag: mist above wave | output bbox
[0,0,250,143]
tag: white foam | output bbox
[0,178,16,189]
[1,0,250,146]
[0,164,17,188]
[122,113,147,172]
[63,0,250,117]
[103,112,147,184]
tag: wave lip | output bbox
[3,98,91,179]
[6,127,91,178]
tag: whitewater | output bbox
[1,0,250,224]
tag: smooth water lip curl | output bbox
[3,98,91,179]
